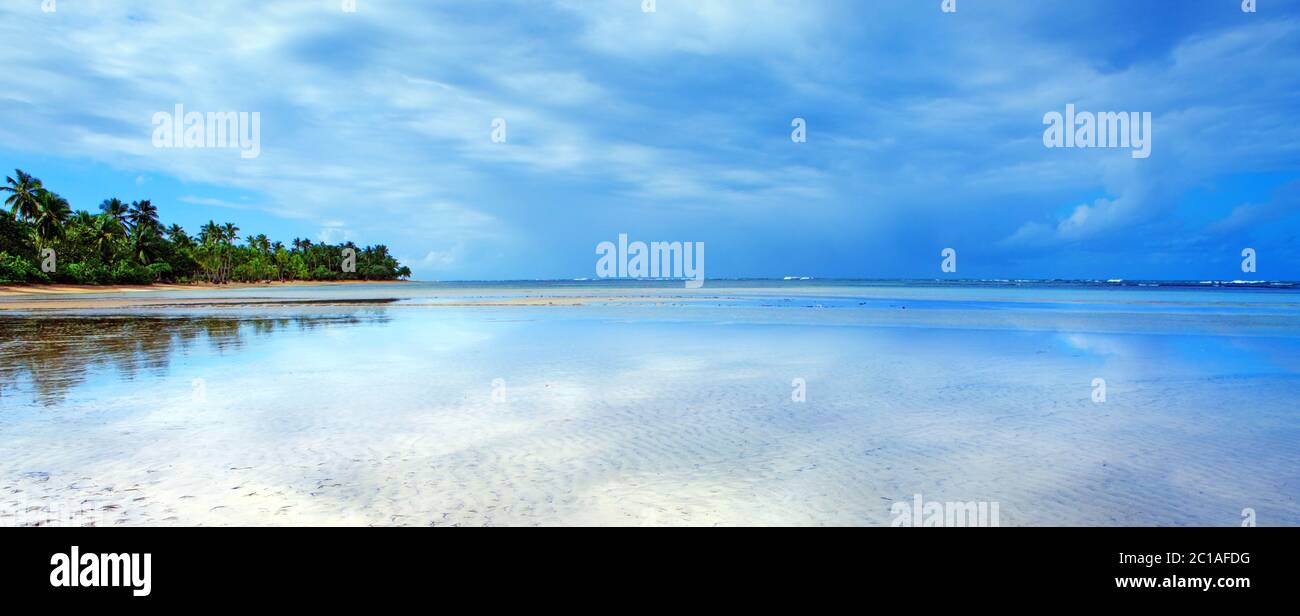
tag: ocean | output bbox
[2,280,1297,526]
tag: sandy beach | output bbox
[0,296,708,309]
[0,279,408,297]
[0,281,419,310]
[0,290,711,310]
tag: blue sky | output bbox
[1,0,1298,280]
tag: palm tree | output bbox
[215,223,240,283]
[127,200,159,232]
[221,222,240,244]
[166,223,191,247]
[271,241,287,282]
[2,169,45,221]
[3,170,412,285]
[72,210,96,227]
[132,223,161,265]
[300,239,315,270]
[198,221,221,245]
[193,221,225,282]
[32,191,71,248]
[90,213,126,262]
[99,198,129,228]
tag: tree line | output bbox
[0,169,411,285]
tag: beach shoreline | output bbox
[0,295,712,310]
[0,279,410,297]
[0,280,719,310]
[3,279,1299,312]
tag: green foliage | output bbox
[62,262,110,285]
[0,251,51,284]
[146,262,173,282]
[2,169,45,222]
[3,168,411,285]
[111,261,152,285]
[0,212,35,260]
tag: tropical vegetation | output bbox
[0,169,411,285]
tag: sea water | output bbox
[1,282,1297,526]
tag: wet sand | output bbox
[0,279,409,298]
[0,294,710,310]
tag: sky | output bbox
[1,0,1298,281]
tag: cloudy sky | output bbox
[2,0,1298,280]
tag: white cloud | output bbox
[558,0,828,58]
[1,2,1297,278]
[316,225,351,245]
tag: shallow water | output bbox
[2,283,1298,526]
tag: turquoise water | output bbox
[2,282,1298,526]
